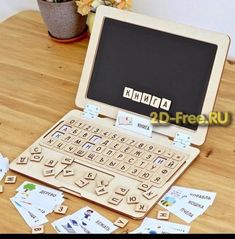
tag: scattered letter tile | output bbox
[75,178,89,188]
[95,186,108,196]
[157,210,170,220]
[63,169,74,177]
[4,176,17,184]
[54,205,68,215]
[32,225,44,234]
[43,168,55,177]
[114,217,129,228]
[135,203,148,213]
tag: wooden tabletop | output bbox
[0,11,235,233]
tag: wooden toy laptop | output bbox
[10,6,230,219]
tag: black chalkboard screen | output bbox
[87,18,217,130]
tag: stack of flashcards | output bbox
[158,186,216,223]
[0,153,9,180]
[131,217,190,234]
[10,181,64,228]
[52,206,117,234]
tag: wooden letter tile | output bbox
[61,156,74,165]
[157,210,170,220]
[75,178,89,188]
[115,186,129,196]
[54,205,68,215]
[96,179,109,187]
[63,169,74,177]
[44,159,58,167]
[160,98,172,111]
[172,154,184,161]
[4,176,17,184]
[96,180,103,188]
[43,168,55,177]
[95,186,108,196]
[108,195,123,205]
[84,172,97,180]
[16,156,29,165]
[65,118,77,125]
[138,182,152,192]
[30,154,43,162]
[143,189,158,200]
[127,195,139,204]
[135,203,149,213]
[32,225,44,234]
[30,146,42,154]
[114,217,129,228]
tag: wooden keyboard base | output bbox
[10,109,199,219]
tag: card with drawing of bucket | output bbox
[158,186,216,223]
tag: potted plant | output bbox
[37,0,88,42]
[75,0,132,33]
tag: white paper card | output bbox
[11,181,65,228]
[52,206,118,234]
[115,111,153,137]
[131,217,190,234]
[158,186,216,223]
[10,198,48,228]
[0,153,9,181]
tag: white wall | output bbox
[0,0,38,22]
[132,0,235,60]
[0,0,234,60]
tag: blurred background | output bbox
[0,0,234,60]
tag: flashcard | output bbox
[16,181,64,205]
[52,215,74,234]
[14,192,56,215]
[15,191,64,214]
[12,195,50,219]
[70,206,118,234]
[173,186,216,206]
[131,217,190,234]
[11,181,65,229]
[118,116,133,125]
[158,186,216,223]
[10,198,48,228]
[0,170,4,181]
[115,111,153,137]
[0,154,9,181]
[52,206,118,234]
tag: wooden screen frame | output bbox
[76,6,230,146]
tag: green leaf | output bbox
[23,183,36,191]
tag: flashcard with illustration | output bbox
[69,207,117,234]
[131,218,190,234]
[52,216,73,234]
[51,207,117,234]
[10,198,48,228]
[158,186,216,223]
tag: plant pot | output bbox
[37,0,87,40]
